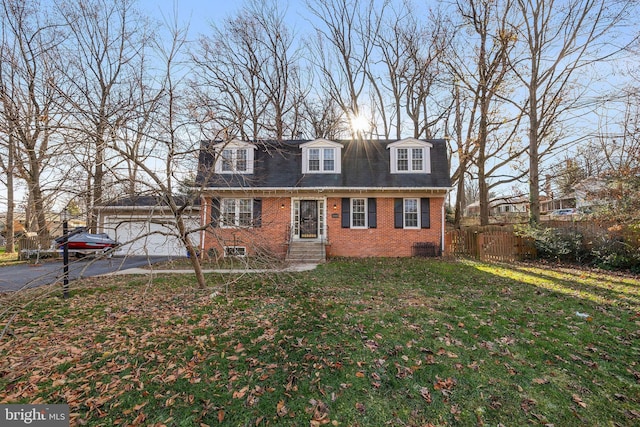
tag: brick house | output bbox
[195,138,451,261]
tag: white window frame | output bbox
[220,198,253,228]
[404,198,420,229]
[301,139,342,174]
[306,147,336,172]
[395,147,423,172]
[388,139,432,174]
[351,198,367,228]
[213,140,256,174]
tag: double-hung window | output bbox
[323,148,335,171]
[307,148,335,172]
[221,148,247,172]
[341,198,376,229]
[214,141,256,174]
[411,148,423,171]
[396,148,424,172]
[394,198,431,229]
[221,198,253,227]
[403,198,419,228]
[351,198,367,228]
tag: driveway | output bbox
[0,255,173,292]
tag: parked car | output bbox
[551,208,577,217]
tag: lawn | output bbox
[1,258,639,426]
[0,250,22,266]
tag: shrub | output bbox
[516,225,587,262]
[590,236,640,273]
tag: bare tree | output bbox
[305,0,386,138]
[371,4,450,139]
[55,0,151,232]
[0,133,16,251]
[0,0,68,238]
[446,0,524,226]
[511,0,634,224]
[301,97,349,139]
[101,14,210,287]
[192,0,303,141]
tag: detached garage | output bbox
[99,196,200,257]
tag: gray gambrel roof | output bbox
[196,139,451,190]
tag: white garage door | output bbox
[102,215,199,257]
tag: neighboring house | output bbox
[573,177,608,210]
[465,196,530,218]
[540,195,576,213]
[195,138,451,261]
[99,195,200,257]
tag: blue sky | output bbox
[137,0,242,37]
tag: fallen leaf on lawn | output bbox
[308,399,330,425]
[419,387,432,403]
[233,386,249,399]
[572,394,587,408]
[355,371,365,378]
[434,376,456,391]
[277,400,288,417]
[218,409,225,423]
[626,409,640,419]
[355,402,366,413]
[532,378,549,385]
[133,402,147,411]
[520,398,537,413]
[467,361,480,371]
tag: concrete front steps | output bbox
[286,240,326,263]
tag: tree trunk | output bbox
[528,82,540,225]
[91,135,105,233]
[5,138,15,253]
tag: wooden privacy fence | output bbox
[445,228,536,262]
[17,236,55,260]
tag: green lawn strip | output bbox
[1,258,638,426]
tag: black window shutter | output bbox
[394,198,403,229]
[421,198,431,229]
[253,199,262,227]
[368,198,377,228]
[210,198,220,227]
[341,198,350,228]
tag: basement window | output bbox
[223,246,246,257]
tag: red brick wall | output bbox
[201,197,291,259]
[325,197,444,258]
[200,195,444,259]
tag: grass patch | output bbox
[152,256,288,271]
[0,250,22,266]
[1,258,639,426]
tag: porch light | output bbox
[280,203,285,209]
[333,203,337,210]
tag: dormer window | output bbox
[214,140,256,174]
[221,148,247,172]
[301,139,342,174]
[388,139,432,174]
[308,147,335,172]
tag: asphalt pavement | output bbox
[0,255,171,292]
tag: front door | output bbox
[299,200,318,238]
